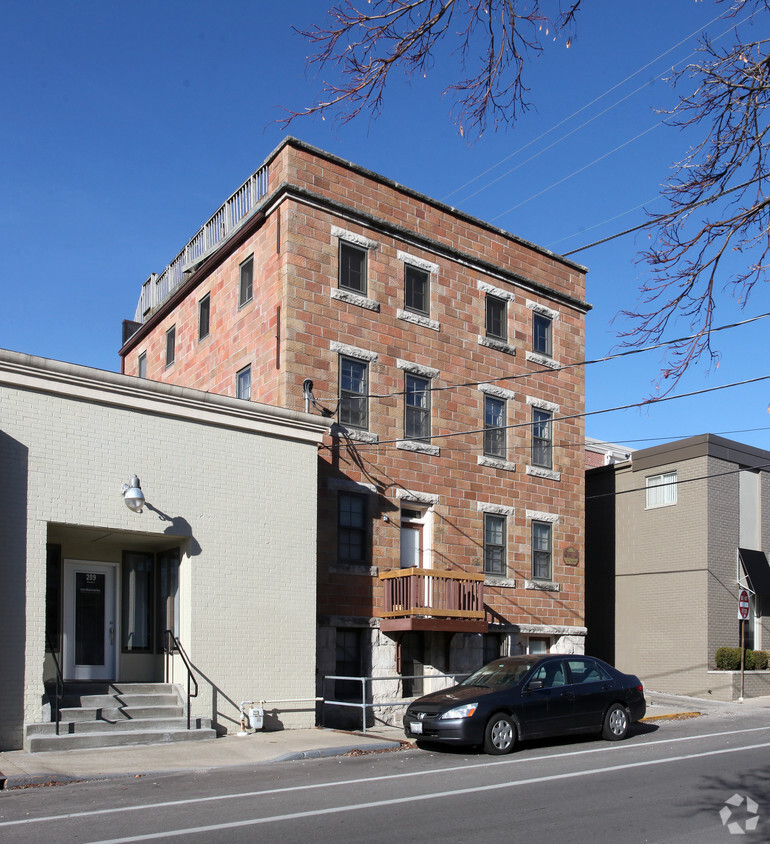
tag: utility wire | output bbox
[322,374,770,451]
[443,6,730,204]
[587,461,770,502]
[314,312,770,404]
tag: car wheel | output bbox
[484,713,516,755]
[602,703,629,741]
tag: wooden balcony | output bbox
[379,568,486,633]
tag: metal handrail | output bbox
[164,630,199,730]
[323,672,468,733]
[45,632,64,736]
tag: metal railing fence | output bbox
[322,673,468,734]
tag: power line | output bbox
[587,461,770,502]
[313,312,770,404]
[443,6,730,205]
[322,374,770,451]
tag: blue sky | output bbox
[2,0,768,451]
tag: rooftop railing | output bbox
[135,163,270,321]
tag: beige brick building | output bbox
[120,138,590,724]
[586,435,770,700]
[0,349,328,749]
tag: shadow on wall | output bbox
[0,432,28,750]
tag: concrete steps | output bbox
[27,682,216,752]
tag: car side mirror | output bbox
[527,679,544,691]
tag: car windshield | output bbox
[458,660,536,690]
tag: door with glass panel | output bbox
[62,561,117,681]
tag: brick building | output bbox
[586,434,770,700]
[119,138,590,722]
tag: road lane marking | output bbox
[1,724,767,829]
[87,740,770,843]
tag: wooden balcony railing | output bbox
[379,568,485,632]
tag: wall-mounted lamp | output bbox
[122,475,146,513]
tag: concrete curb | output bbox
[272,740,403,763]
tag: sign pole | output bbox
[738,588,751,703]
[738,618,746,703]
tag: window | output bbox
[338,492,367,563]
[532,521,552,580]
[484,396,506,458]
[529,659,566,687]
[339,241,367,294]
[527,636,551,655]
[405,374,430,440]
[122,552,154,652]
[486,294,507,340]
[566,658,610,684]
[404,265,429,315]
[137,352,147,379]
[156,548,180,643]
[532,408,553,469]
[198,294,210,340]
[484,513,506,575]
[339,356,368,429]
[165,326,176,368]
[236,365,251,401]
[122,549,180,654]
[335,629,363,700]
[45,544,61,651]
[646,471,677,508]
[239,256,254,307]
[533,312,552,357]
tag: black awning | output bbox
[738,548,770,596]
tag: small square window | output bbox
[646,472,677,508]
[532,521,552,580]
[533,312,552,357]
[484,513,506,575]
[239,256,254,308]
[404,265,429,315]
[486,294,507,340]
[339,241,367,294]
[165,326,176,368]
[484,396,506,458]
[339,492,367,563]
[198,294,210,341]
[532,408,553,469]
[137,352,147,379]
[405,374,430,440]
[236,365,251,401]
[339,356,368,429]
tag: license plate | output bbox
[410,721,423,734]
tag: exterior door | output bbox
[63,561,117,681]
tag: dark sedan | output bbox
[403,654,646,754]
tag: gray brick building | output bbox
[586,434,770,700]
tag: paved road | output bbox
[1,713,769,843]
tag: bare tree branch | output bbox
[619,1,770,390]
[281,1,581,137]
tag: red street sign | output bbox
[738,589,751,620]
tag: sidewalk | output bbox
[2,693,768,790]
[0,726,407,790]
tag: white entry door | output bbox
[63,561,117,681]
